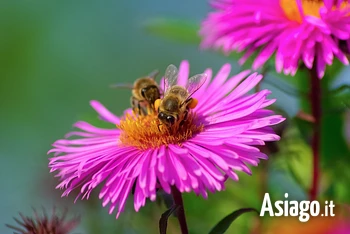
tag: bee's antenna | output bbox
[109,84,134,89]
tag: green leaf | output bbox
[268,125,310,200]
[144,18,200,44]
[159,205,179,234]
[325,86,350,113]
[264,75,301,97]
[321,112,350,165]
[208,208,258,234]
[320,66,350,166]
[157,190,175,213]
[323,59,345,82]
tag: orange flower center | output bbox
[280,0,349,23]
[117,113,204,150]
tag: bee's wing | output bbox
[147,69,159,79]
[163,64,179,93]
[185,73,207,100]
[109,83,134,89]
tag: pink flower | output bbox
[48,61,284,218]
[200,0,350,78]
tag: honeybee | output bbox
[111,70,161,115]
[154,64,207,129]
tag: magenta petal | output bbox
[177,60,190,86]
[90,100,120,124]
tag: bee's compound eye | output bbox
[166,115,175,125]
[141,88,147,97]
[158,112,165,119]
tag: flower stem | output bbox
[309,65,321,201]
[171,186,188,234]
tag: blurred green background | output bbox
[1,1,350,234]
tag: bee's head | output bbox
[158,112,176,126]
[141,86,160,103]
[141,87,147,98]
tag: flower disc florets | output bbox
[280,0,349,23]
[117,112,204,150]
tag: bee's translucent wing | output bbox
[163,64,178,92]
[147,69,159,79]
[109,83,134,89]
[185,73,207,99]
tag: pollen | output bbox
[280,0,349,23]
[188,98,198,109]
[116,112,204,150]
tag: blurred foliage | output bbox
[144,19,200,45]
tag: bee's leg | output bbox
[148,104,154,114]
[185,98,193,105]
[157,123,162,132]
[139,101,150,116]
[179,111,188,126]
[137,101,143,115]
[145,105,152,115]
[131,96,138,114]
[184,110,188,121]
